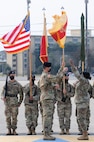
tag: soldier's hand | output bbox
[29,96,33,100]
[55,84,60,89]
[63,89,67,94]
[29,96,33,103]
[69,59,74,66]
[63,67,68,73]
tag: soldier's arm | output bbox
[39,75,50,89]
[47,67,68,83]
[33,85,40,101]
[18,84,24,105]
[70,59,85,82]
[23,83,30,94]
[66,84,75,97]
[1,86,5,100]
[91,84,94,98]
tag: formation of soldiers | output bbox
[1,59,94,141]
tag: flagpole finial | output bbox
[42,7,46,11]
[42,7,46,16]
[27,0,31,10]
[61,6,64,10]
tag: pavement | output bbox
[0,75,94,142]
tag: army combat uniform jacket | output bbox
[71,66,91,108]
[56,81,74,103]
[39,67,65,102]
[24,83,40,105]
[1,80,23,107]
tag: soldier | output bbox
[1,70,23,135]
[38,62,68,140]
[39,99,55,134]
[70,59,91,140]
[56,73,74,135]
[23,75,40,135]
[75,83,93,135]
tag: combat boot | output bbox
[6,129,11,135]
[59,129,65,135]
[77,131,89,140]
[12,129,18,135]
[66,129,70,135]
[43,135,56,140]
[43,132,56,140]
[27,127,32,135]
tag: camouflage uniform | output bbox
[24,82,40,135]
[76,106,90,134]
[1,79,23,134]
[70,62,91,140]
[39,92,56,133]
[39,65,66,140]
[56,80,74,134]
[76,84,93,134]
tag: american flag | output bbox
[1,14,30,54]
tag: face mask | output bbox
[10,76,14,80]
[32,79,34,85]
[48,68,51,72]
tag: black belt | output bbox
[6,94,17,97]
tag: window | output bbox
[72,38,78,43]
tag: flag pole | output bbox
[42,8,46,28]
[61,7,65,91]
[42,8,48,48]
[26,0,33,101]
[40,8,48,63]
[81,13,85,72]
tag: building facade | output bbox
[6,35,56,76]
[1,31,94,76]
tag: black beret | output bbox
[9,70,15,75]
[83,72,91,80]
[43,62,51,67]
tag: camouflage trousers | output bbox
[57,101,72,130]
[5,105,18,130]
[76,105,89,132]
[25,104,38,130]
[76,106,90,132]
[41,99,55,134]
[39,102,43,122]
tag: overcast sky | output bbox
[0,0,94,51]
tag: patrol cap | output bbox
[9,70,15,75]
[43,62,51,68]
[83,72,91,80]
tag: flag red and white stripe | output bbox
[0,14,30,54]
